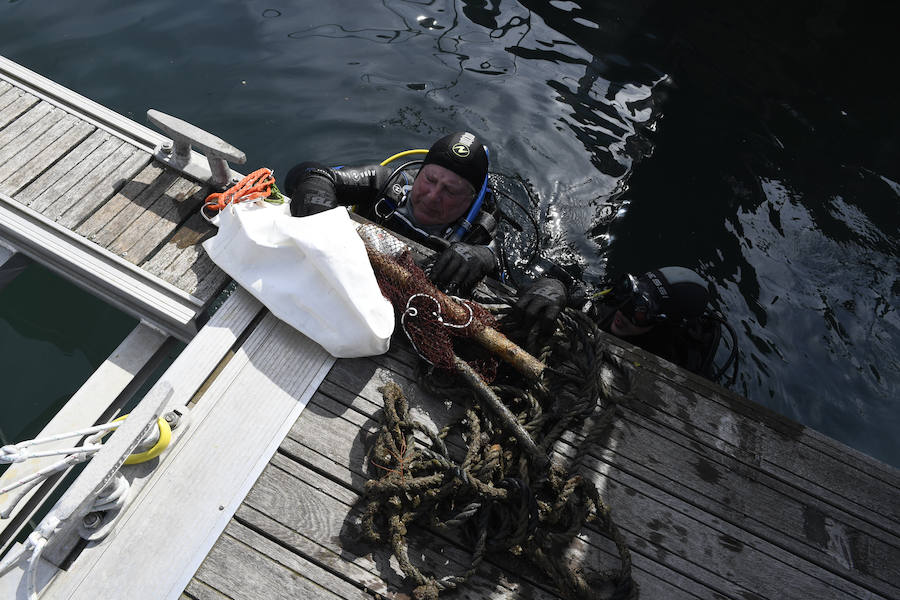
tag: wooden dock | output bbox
[0,56,229,340]
[0,55,898,600]
[186,317,900,600]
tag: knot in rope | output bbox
[0,445,26,463]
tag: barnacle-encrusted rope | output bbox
[361,307,638,600]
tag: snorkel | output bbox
[450,145,490,242]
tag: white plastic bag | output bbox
[202,202,395,357]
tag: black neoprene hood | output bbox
[641,267,710,320]
[421,131,489,192]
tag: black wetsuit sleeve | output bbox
[518,257,588,309]
[284,162,393,217]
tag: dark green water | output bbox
[1,1,897,467]
[0,263,136,444]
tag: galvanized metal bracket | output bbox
[147,109,246,188]
[0,192,204,342]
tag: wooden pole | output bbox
[363,245,546,380]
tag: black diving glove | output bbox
[514,277,567,332]
[430,242,496,293]
[285,162,337,217]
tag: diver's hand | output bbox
[285,163,337,217]
[514,277,567,332]
[430,243,496,293]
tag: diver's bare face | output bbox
[610,310,655,337]
[410,164,475,226]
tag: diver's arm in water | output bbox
[512,255,591,329]
[284,161,393,216]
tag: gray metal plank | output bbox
[108,177,203,263]
[43,309,334,600]
[0,191,204,341]
[0,90,39,130]
[15,129,114,208]
[0,115,96,197]
[0,323,169,555]
[54,147,150,229]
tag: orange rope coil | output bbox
[204,168,278,213]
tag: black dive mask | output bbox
[614,274,667,327]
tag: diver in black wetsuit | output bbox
[284,131,499,294]
[516,266,738,383]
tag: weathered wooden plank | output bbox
[88,170,185,252]
[0,108,71,174]
[298,396,869,600]
[242,459,605,600]
[613,378,900,554]
[568,440,890,600]
[75,161,179,244]
[109,179,205,264]
[604,338,900,508]
[140,209,229,302]
[0,115,87,196]
[0,118,95,197]
[342,349,898,597]
[0,90,39,130]
[15,129,115,208]
[192,525,355,600]
[182,579,230,600]
[603,340,900,533]
[285,392,642,594]
[54,146,149,229]
[278,413,712,599]
[142,211,214,277]
[0,103,64,168]
[179,252,229,305]
[290,355,893,600]
[0,81,14,103]
[564,408,899,599]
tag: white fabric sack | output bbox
[202,202,395,357]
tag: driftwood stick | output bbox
[363,244,546,380]
[453,357,549,467]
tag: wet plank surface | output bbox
[187,329,900,600]
[0,79,227,308]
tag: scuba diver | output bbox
[284,131,498,294]
[516,267,739,384]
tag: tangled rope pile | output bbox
[360,304,638,600]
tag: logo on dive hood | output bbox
[451,132,476,158]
